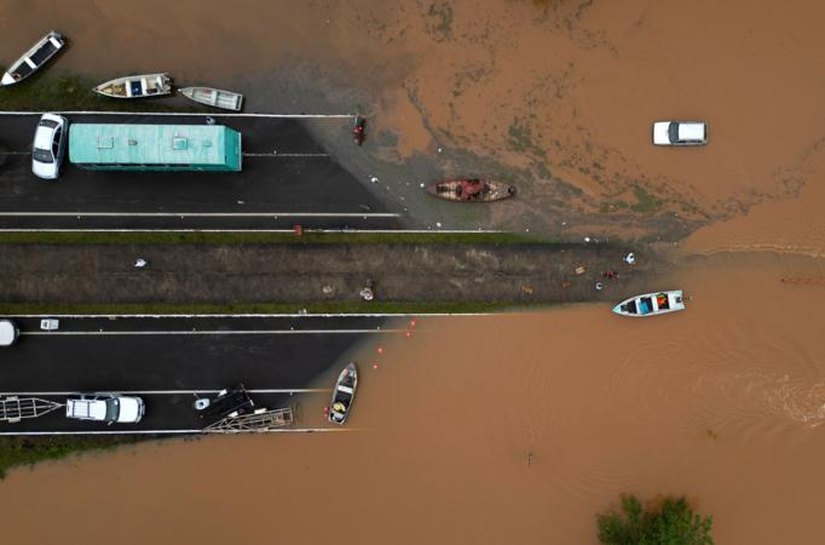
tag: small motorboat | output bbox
[612,290,685,317]
[93,73,172,98]
[179,86,244,111]
[426,179,515,203]
[328,362,358,425]
[1,31,66,86]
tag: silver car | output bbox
[652,120,707,146]
[32,113,68,179]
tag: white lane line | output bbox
[7,151,327,159]
[0,229,507,234]
[0,389,328,396]
[242,152,329,158]
[21,328,402,336]
[7,312,496,318]
[0,211,400,218]
[0,428,350,435]
[0,111,353,118]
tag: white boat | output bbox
[612,290,685,317]
[93,73,172,98]
[328,363,358,425]
[1,31,66,86]
[179,86,243,111]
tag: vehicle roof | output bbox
[69,124,235,166]
[677,122,706,141]
[33,123,57,151]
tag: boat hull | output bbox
[1,31,66,86]
[426,179,515,203]
[328,363,358,425]
[612,290,685,317]
[93,73,172,99]
[179,86,244,111]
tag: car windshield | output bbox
[32,148,54,163]
[105,398,120,421]
[38,119,58,129]
[668,123,680,142]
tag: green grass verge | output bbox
[0,69,198,113]
[0,435,153,479]
[0,230,558,245]
[0,300,546,316]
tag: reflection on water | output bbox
[1,255,824,545]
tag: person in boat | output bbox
[458,179,486,200]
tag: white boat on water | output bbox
[1,31,66,86]
[612,290,685,317]
[93,73,172,99]
[328,363,358,425]
[179,86,243,111]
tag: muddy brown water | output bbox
[1,254,825,545]
[2,1,825,543]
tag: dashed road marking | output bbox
[0,211,400,218]
[22,328,403,336]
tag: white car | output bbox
[31,113,68,179]
[0,319,19,347]
[66,393,145,423]
[652,120,707,146]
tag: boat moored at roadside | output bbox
[179,86,244,111]
[329,363,358,425]
[426,179,515,203]
[612,290,686,317]
[93,73,172,99]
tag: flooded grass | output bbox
[0,69,194,112]
[0,435,147,478]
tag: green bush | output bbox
[597,495,714,545]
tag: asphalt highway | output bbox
[0,315,397,433]
[0,113,401,230]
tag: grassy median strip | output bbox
[0,300,542,316]
[0,230,553,245]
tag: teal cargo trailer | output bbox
[68,123,242,172]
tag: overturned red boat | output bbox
[426,179,515,203]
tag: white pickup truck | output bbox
[66,393,145,423]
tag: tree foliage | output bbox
[597,495,714,545]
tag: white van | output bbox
[66,393,145,423]
[0,319,19,347]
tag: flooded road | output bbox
[2,0,825,543]
[4,0,825,233]
[1,253,825,545]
